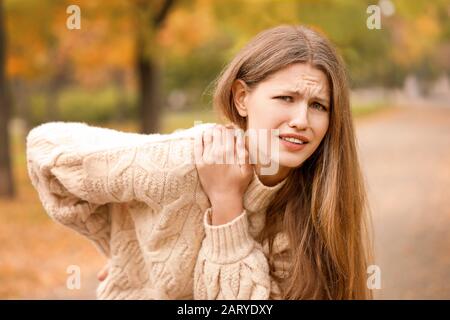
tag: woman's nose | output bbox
[287,103,309,130]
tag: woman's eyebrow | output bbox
[313,96,330,105]
[277,89,330,105]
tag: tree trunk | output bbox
[0,0,15,198]
[135,0,175,134]
[137,52,162,134]
[113,69,127,123]
[45,67,66,122]
[12,79,30,132]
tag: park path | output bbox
[357,106,450,299]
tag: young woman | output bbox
[27,24,373,300]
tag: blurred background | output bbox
[0,0,449,299]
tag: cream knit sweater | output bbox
[26,122,291,300]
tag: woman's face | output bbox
[233,62,330,183]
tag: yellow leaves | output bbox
[416,14,440,40]
[5,0,135,84]
[157,0,216,58]
[391,5,442,67]
[6,56,24,77]
[3,0,448,87]
[393,10,440,66]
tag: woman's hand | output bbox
[97,261,109,282]
[194,124,253,225]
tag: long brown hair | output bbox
[212,25,373,299]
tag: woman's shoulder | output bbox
[27,121,218,144]
[165,122,218,141]
[126,122,219,174]
[162,122,218,167]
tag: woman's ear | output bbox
[231,79,249,117]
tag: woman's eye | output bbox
[311,102,327,111]
[275,96,293,103]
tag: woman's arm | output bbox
[209,193,244,226]
[193,207,289,300]
[27,122,181,205]
[26,121,212,255]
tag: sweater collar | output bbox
[243,166,287,213]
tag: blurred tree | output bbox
[133,0,175,134]
[0,0,14,197]
[5,0,70,124]
[3,0,449,128]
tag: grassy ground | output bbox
[0,105,383,299]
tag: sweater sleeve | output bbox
[193,208,290,300]
[26,121,213,256]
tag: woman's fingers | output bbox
[97,262,109,281]
[203,127,213,164]
[194,130,204,167]
[197,124,248,166]
[236,130,246,166]
[212,125,223,164]
[224,127,235,164]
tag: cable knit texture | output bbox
[26,121,291,300]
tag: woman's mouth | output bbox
[278,136,308,151]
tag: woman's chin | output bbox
[253,150,307,171]
[274,151,307,168]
